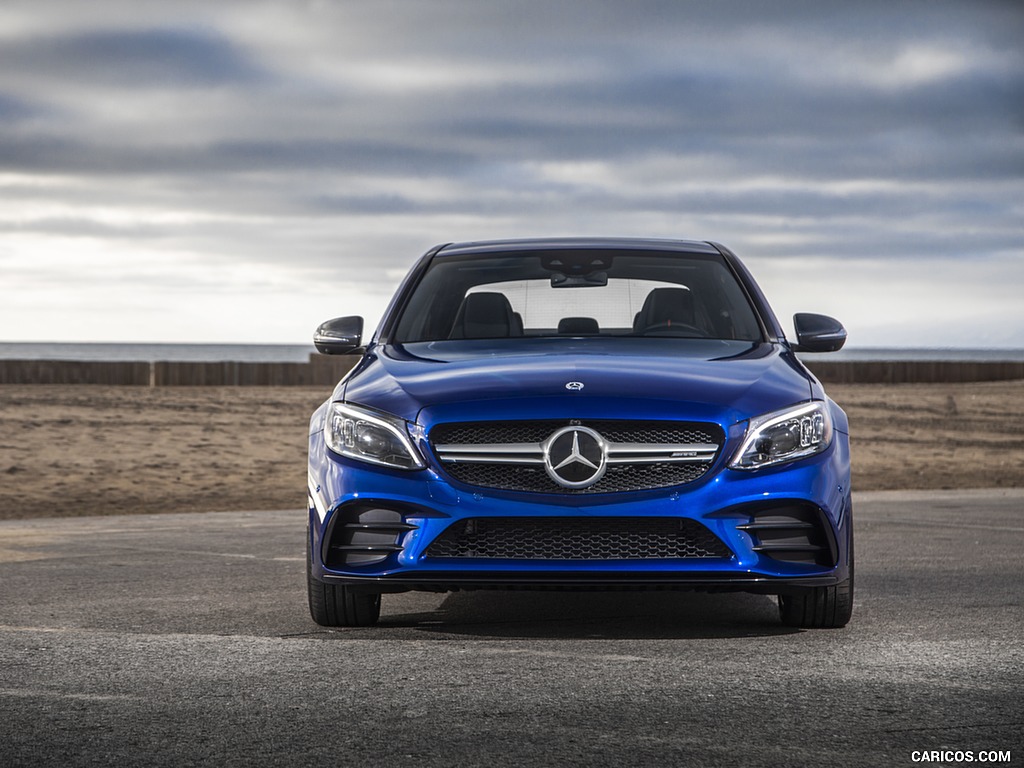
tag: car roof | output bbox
[434,237,722,257]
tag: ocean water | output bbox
[0,342,1022,363]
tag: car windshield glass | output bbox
[394,249,763,343]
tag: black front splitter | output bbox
[316,570,842,595]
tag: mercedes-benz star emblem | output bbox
[543,426,607,489]
[565,381,584,391]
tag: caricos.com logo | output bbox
[911,750,1011,764]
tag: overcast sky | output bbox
[1,0,1021,347]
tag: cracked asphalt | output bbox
[1,489,1021,767]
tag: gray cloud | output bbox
[0,0,1021,344]
[1,26,266,88]
[0,92,40,121]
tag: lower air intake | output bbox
[424,517,732,560]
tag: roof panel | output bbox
[435,237,721,257]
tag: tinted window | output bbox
[394,250,762,343]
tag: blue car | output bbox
[307,238,853,628]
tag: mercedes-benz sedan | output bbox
[307,238,853,628]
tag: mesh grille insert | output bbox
[424,517,732,560]
[432,419,720,447]
[441,462,710,494]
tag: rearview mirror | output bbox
[793,313,846,353]
[313,316,364,355]
[550,271,608,288]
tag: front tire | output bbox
[307,525,381,627]
[778,580,852,628]
[779,521,854,629]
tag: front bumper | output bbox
[307,427,852,596]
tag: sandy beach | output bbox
[1,381,1021,520]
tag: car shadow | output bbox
[377,590,800,639]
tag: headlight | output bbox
[730,401,833,470]
[325,402,425,470]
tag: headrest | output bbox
[557,317,600,335]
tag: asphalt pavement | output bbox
[1,489,1021,767]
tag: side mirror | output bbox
[793,313,847,353]
[313,316,364,355]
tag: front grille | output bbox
[440,462,710,494]
[424,517,732,560]
[430,419,723,494]
[432,420,717,446]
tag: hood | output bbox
[339,338,815,428]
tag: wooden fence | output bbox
[152,356,358,386]
[0,356,358,386]
[0,357,1021,386]
[0,359,153,385]
[802,360,1024,385]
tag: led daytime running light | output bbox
[730,401,833,470]
[325,402,425,470]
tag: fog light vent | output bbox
[324,507,417,568]
[737,503,836,567]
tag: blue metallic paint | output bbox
[330,340,815,426]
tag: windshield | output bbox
[394,249,763,343]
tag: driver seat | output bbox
[449,292,521,339]
[632,288,696,333]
